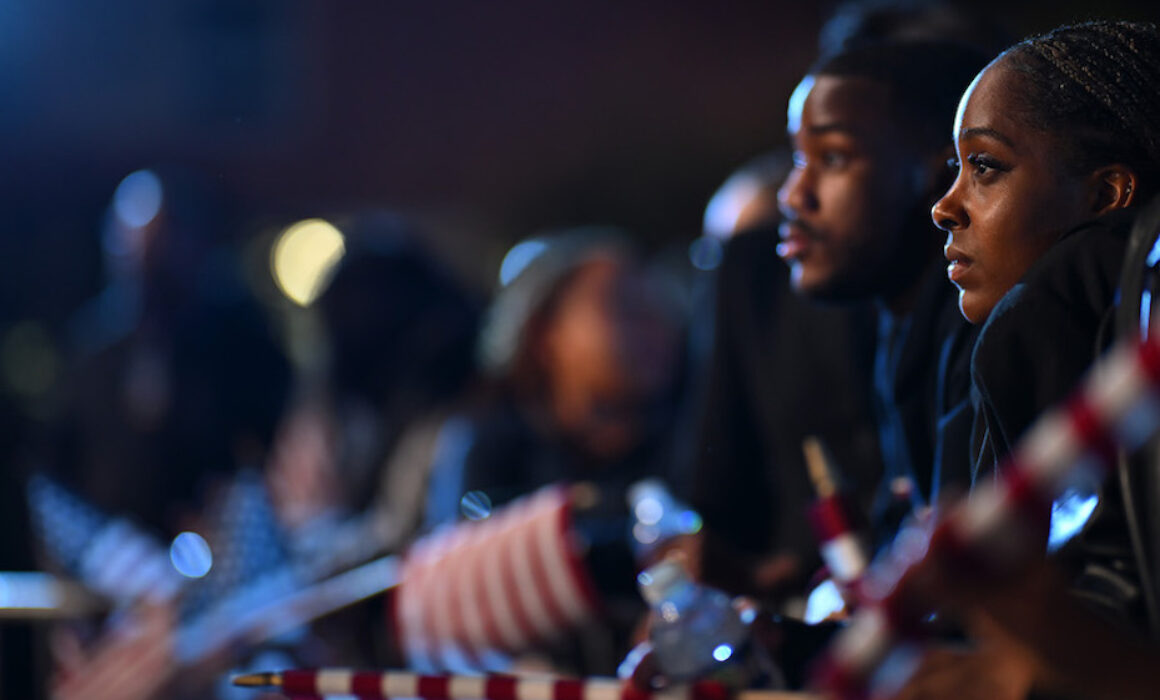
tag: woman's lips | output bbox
[944,245,973,284]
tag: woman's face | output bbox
[931,59,1096,324]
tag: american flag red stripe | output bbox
[806,497,852,543]
[556,499,605,618]
[485,675,518,700]
[818,333,1160,697]
[526,514,571,630]
[497,507,542,645]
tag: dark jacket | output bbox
[970,212,1132,479]
[870,259,976,543]
[968,211,1139,626]
[689,228,882,566]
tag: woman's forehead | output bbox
[955,59,1020,139]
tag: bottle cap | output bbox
[637,557,689,606]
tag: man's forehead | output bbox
[787,73,895,136]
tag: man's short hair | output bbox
[811,41,990,150]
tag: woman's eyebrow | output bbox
[959,126,1014,148]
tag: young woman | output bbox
[931,20,1160,478]
[883,21,1160,700]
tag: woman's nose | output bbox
[931,185,966,232]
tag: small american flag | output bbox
[394,485,603,672]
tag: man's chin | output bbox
[790,265,840,301]
[791,269,870,306]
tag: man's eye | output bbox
[821,151,849,167]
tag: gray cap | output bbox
[478,227,631,376]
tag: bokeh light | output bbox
[498,239,548,287]
[169,531,213,579]
[270,218,346,307]
[112,169,164,229]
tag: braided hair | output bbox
[1001,21,1160,183]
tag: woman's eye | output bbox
[966,153,1003,176]
[946,156,961,172]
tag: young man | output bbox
[684,40,990,609]
[626,41,993,689]
[775,41,987,540]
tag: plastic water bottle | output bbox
[638,558,780,687]
[626,479,703,560]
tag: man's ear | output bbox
[1089,164,1139,214]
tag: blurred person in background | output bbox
[36,165,287,544]
[426,227,685,521]
[266,213,482,560]
[28,167,296,700]
[676,151,883,610]
[262,212,482,668]
[422,227,687,673]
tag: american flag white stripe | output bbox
[448,674,487,700]
[580,678,623,700]
[454,524,496,656]
[514,677,555,700]
[1018,411,1085,489]
[820,535,866,584]
[383,670,418,697]
[429,537,464,667]
[316,669,355,695]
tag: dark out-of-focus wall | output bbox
[1,0,1159,331]
[2,2,1160,696]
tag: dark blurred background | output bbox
[3,0,1159,339]
[4,1,1160,697]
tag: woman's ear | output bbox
[1089,165,1139,214]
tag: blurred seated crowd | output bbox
[7,2,1160,699]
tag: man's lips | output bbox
[944,244,973,284]
[777,221,822,260]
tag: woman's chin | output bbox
[958,291,993,325]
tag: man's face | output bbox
[777,74,933,301]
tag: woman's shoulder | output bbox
[1021,211,1133,308]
